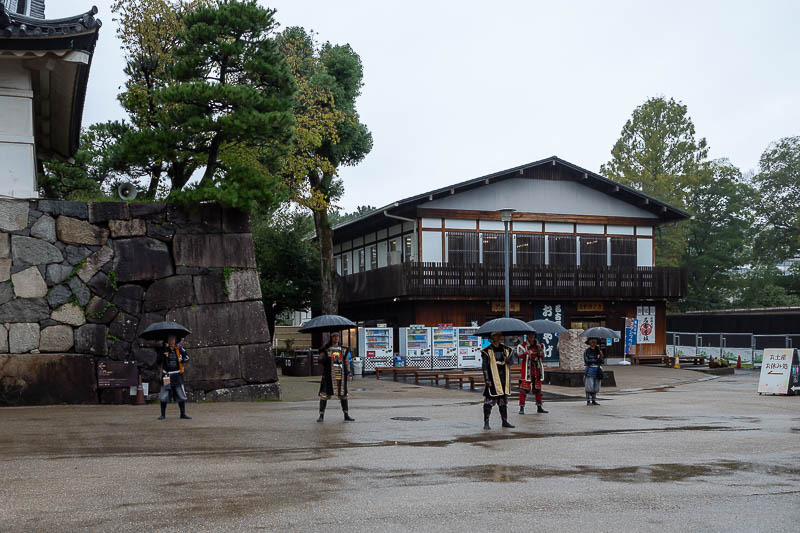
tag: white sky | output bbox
[53,0,800,212]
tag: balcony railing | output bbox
[338,262,687,304]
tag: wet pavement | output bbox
[1,369,799,532]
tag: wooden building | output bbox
[332,156,689,361]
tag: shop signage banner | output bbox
[636,306,656,344]
[758,349,797,395]
[533,302,563,363]
[578,302,604,313]
[624,318,637,356]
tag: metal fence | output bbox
[666,332,800,367]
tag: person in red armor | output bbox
[517,332,548,415]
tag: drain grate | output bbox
[391,416,430,422]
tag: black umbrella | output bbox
[140,321,192,341]
[298,314,356,333]
[527,319,568,335]
[475,317,535,338]
[580,327,620,340]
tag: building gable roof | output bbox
[332,156,691,242]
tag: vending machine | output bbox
[359,327,394,372]
[400,325,432,368]
[431,325,458,369]
[456,327,482,369]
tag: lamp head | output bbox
[498,208,515,222]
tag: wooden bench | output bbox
[375,367,420,381]
[632,355,667,365]
[414,370,455,385]
[444,372,481,388]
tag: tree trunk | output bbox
[312,206,338,315]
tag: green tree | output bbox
[252,206,320,336]
[752,136,800,264]
[601,96,709,266]
[734,266,800,308]
[680,160,756,310]
[277,27,372,314]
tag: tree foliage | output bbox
[329,205,377,226]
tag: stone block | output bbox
[146,221,176,242]
[10,236,63,266]
[168,204,222,233]
[88,202,130,223]
[74,324,108,355]
[143,276,193,312]
[39,325,74,352]
[184,345,240,382]
[109,218,146,238]
[85,296,119,324]
[64,245,92,265]
[240,343,277,383]
[193,272,226,304]
[87,272,115,300]
[47,284,72,308]
[135,312,166,343]
[225,269,262,301]
[0,298,50,322]
[557,330,585,372]
[0,281,12,305]
[112,237,174,282]
[108,340,132,361]
[133,347,157,367]
[36,200,88,219]
[0,354,96,405]
[12,266,48,298]
[46,263,72,285]
[113,284,143,315]
[173,233,256,268]
[9,323,40,353]
[51,303,86,327]
[77,245,114,283]
[0,232,9,258]
[68,277,91,306]
[167,300,270,349]
[56,216,109,246]
[0,200,29,231]
[222,208,250,233]
[110,312,139,342]
[0,325,7,352]
[0,258,9,282]
[30,214,56,242]
[130,202,167,219]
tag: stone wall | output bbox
[557,329,585,371]
[0,199,278,405]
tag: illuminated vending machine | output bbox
[359,327,394,373]
[431,325,458,369]
[400,325,432,368]
[456,327,482,369]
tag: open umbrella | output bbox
[475,317,535,338]
[298,314,356,333]
[527,319,568,335]
[140,321,192,341]
[579,327,620,340]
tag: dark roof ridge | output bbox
[0,5,101,39]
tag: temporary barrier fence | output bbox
[666,332,799,368]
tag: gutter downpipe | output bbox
[383,209,417,263]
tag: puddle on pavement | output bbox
[390,417,430,421]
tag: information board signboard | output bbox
[97,359,138,388]
[757,349,796,395]
[636,306,655,344]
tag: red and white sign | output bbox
[636,306,655,344]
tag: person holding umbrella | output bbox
[517,331,547,415]
[317,332,355,423]
[584,338,604,406]
[140,321,192,420]
[481,332,515,430]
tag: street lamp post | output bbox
[498,208,515,317]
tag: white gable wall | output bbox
[422,177,659,219]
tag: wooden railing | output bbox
[338,262,687,303]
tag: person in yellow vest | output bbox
[157,334,191,420]
[317,332,355,423]
[481,332,514,429]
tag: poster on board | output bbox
[533,302,563,364]
[636,306,656,344]
[757,349,798,395]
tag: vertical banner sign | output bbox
[636,305,656,344]
[758,348,798,395]
[534,302,563,364]
[625,317,638,356]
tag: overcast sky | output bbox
[54,1,800,212]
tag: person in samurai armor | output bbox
[584,338,605,406]
[157,334,191,420]
[317,332,355,423]
[517,332,548,415]
[481,332,515,429]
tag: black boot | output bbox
[317,399,327,423]
[519,405,525,415]
[179,402,191,419]
[499,406,515,428]
[537,404,548,414]
[483,404,492,430]
[586,393,591,406]
[341,399,355,421]
[591,394,599,406]
[158,401,166,420]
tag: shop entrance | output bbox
[570,317,606,330]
